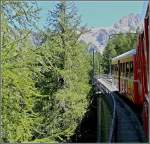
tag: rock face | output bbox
[79,13,142,53]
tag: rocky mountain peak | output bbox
[79,13,142,53]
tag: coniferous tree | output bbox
[2,1,92,143]
[33,1,92,142]
[1,1,41,142]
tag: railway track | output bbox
[96,75,146,142]
[114,92,146,142]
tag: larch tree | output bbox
[33,1,92,142]
[1,1,41,142]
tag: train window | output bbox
[124,63,126,75]
[126,62,129,77]
[122,63,125,76]
[130,61,133,78]
[116,64,118,75]
[120,63,123,76]
[124,62,126,75]
[115,64,117,75]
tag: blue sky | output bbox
[37,1,146,29]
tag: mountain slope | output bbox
[79,13,142,53]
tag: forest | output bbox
[1,1,136,143]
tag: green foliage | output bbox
[94,52,103,76]
[1,1,92,143]
[32,1,92,142]
[2,18,40,142]
[102,33,136,74]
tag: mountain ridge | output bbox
[79,13,142,53]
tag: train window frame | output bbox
[120,63,123,76]
[116,64,118,75]
[130,61,133,78]
[122,63,124,76]
[122,63,125,77]
[124,62,126,77]
[126,62,130,77]
[114,64,116,76]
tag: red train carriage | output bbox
[112,2,149,139]
[112,49,136,102]
[142,3,149,138]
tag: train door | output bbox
[122,63,125,94]
[115,64,119,90]
[120,62,125,94]
[120,63,122,92]
[125,62,129,95]
[133,54,139,104]
[129,61,134,101]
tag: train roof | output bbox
[112,49,136,62]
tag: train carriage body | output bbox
[111,2,149,138]
[112,49,136,103]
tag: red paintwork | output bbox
[133,55,139,104]
[114,4,149,138]
[133,11,149,138]
[134,28,149,137]
[142,16,149,139]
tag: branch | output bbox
[2,30,32,49]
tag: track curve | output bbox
[96,76,146,142]
[113,92,146,142]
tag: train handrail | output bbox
[95,77,116,143]
[108,94,116,143]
